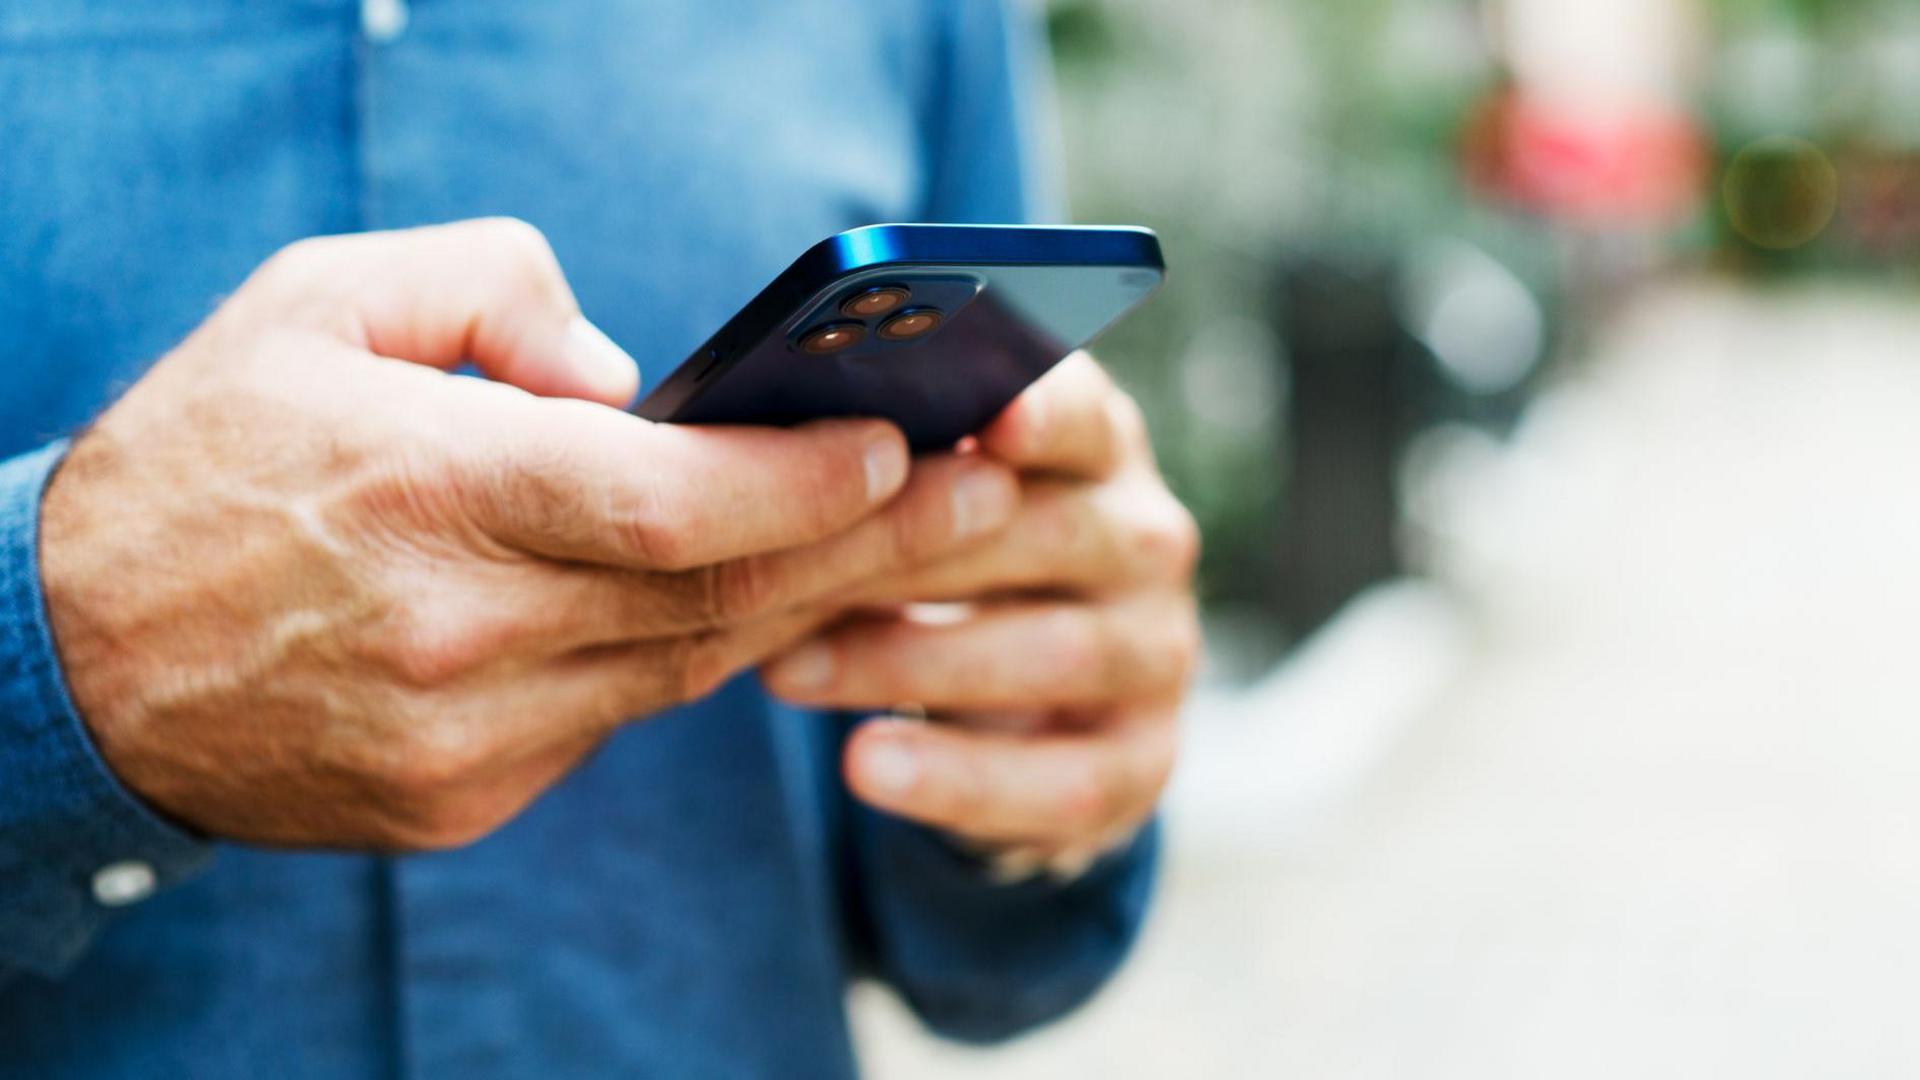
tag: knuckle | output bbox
[1134,496,1202,582]
[1166,505,1203,577]
[473,217,569,298]
[703,556,782,624]
[258,235,329,280]
[364,720,518,852]
[882,494,933,568]
[383,716,487,796]
[377,610,495,688]
[352,721,502,852]
[626,516,694,571]
[617,481,700,570]
[243,238,350,323]
[474,215,554,261]
[669,635,731,704]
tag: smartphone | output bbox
[634,224,1165,452]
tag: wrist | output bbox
[37,428,179,824]
[0,441,212,976]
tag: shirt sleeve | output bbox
[0,441,212,980]
[917,0,1067,225]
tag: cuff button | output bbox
[360,0,409,44]
[92,860,158,907]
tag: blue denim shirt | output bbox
[0,2,1158,1074]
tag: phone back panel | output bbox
[634,225,1164,452]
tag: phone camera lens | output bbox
[876,308,943,342]
[798,322,867,355]
[840,286,911,319]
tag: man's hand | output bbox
[763,354,1199,874]
[41,219,1020,851]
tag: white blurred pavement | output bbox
[853,282,1920,1078]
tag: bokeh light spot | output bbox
[1723,134,1839,251]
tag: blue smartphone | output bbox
[634,224,1165,452]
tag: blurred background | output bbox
[857,0,1920,1075]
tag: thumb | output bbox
[253,217,640,407]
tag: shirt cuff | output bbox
[0,441,212,978]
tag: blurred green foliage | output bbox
[1047,0,1920,628]
[1705,0,1920,274]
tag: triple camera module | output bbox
[798,285,945,355]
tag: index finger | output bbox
[459,396,910,570]
[254,218,640,407]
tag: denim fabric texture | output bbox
[0,1,1158,1075]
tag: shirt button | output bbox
[91,861,158,907]
[361,0,409,44]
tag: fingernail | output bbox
[769,641,835,693]
[566,316,641,404]
[951,466,1015,540]
[863,738,919,797]
[864,433,908,502]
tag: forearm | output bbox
[0,441,210,980]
